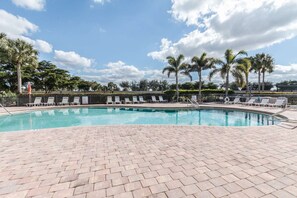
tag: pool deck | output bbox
[0,104,297,198]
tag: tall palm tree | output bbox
[209,49,247,97]
[261,55,274,91]
[162,54,190,101]
[191,53,216,101]
[250,53,265,92]
[236,58,252,93]
[7,39,38,93]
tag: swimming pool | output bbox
[0,107,280,132]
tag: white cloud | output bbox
[0,9,38,36]
[93,0,111,5]
[11,0,45,11]
[81,61,170,84]
[54,50,93,70]
[0,9,53,53]
[265,64,297,82]
[149,0,297,61]
[34,40,53,53]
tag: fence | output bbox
[16,92,167,106]
[3,91,297,106]
[0,96,17,107]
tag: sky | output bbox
[0,0,297,85]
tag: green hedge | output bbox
[164,89,235,95]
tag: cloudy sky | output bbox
[1,0,297,84]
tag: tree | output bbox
[236,58,252,93]
[209,49,247,96]
[261,54,274,91]
[6,39,38,93]
[180,82,194,90]
[162,54,191,101]
[33,61,70,92]
[159,80,169,91]
[119,81,130,91]
[107,82,119,91]
[139,80,148,91]
[191,53,216,101]
[251,53,265,92]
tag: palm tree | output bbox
[7,39,38,93]
[261,54,274,91]
[162,54,190,101]
[251,53,265,92]
[236,58,252,93]
[209,49,247,97]
[191,53,216,101]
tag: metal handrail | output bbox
[0,104,12,115]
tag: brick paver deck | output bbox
[0,105,297,197]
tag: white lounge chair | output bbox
[114,96,121,104]
[151,96,159,103]
[243,98,256,106]
[229,97,241,104]
[58,97,69,105]
[132,96,139,104]
[43,97,55,106]
[125,98,132,104]
[70,97,80,105]
[139,96,146,103]
[255,98,270,106]
[106,96,113,104]
[159,96,168,103]
[191,95,197,102]
[26,97,42,107]
[269,99,286,108]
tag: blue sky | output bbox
[1,0,297,84]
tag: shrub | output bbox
[164,89,235,95]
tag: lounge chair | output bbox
[151,96,159,103]
[58,97,69,105]
[159,96,168,103]
[191,95,197,102]
[26,97,42,107]
[132,96,139,104]
[255,98,270,106]
[70,97,80,105]
[125,97,132,104]
[114,96,121,104]
[106,96,113,104]
[243,98,256,106]
[43,97,55,106]
[139,96,146,103]
[229,97,241,104]
[269,99,286,108]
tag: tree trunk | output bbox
[246,74,249,94]
[262,72,265,91]
[17,64,22,94]
[225,72,229,97]
[175,73,179,102]
[198,70,202,101]
[258,71,261,93]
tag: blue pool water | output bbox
[0,107,279,132]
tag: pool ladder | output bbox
[0,103,12,115]
[187,98,199,108]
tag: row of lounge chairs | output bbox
[225,97,287,108]
[26,97,80,107]
[106,95,168,104]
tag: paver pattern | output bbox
[0,105,297,197]
[1,124,297,198]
